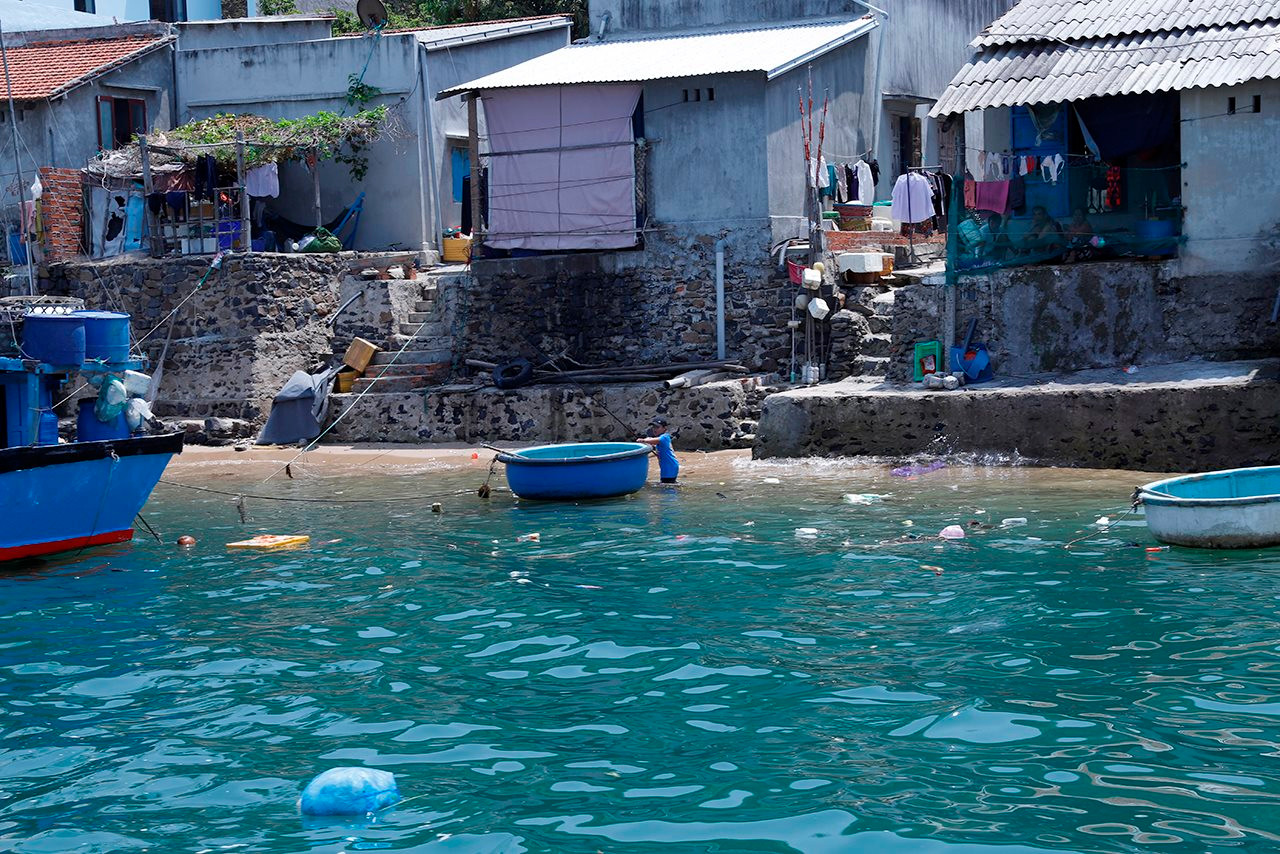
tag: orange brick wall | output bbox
[38,167,84,262]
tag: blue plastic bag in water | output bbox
[299,767,399,816]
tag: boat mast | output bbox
[0,18,34,296]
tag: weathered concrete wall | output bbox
[462,225,792,371]
[1180,80,1280,276]
[175,17,334,50]
[41,254,356,420]
[889,261,1280,381]
[756,361,1280,471]
[325,380,766,449]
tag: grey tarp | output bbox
[255,366,342,445]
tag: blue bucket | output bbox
[77,398,129,442]
[1135,219,1177,257]
[22,314,86,366]
[73,311,131,363]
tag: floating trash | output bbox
[843,493,888,505]
[226,535,310,550]
[938,525,966,540]
[516,533,541,543]
[299,767,399,816]
[795,527,820,538]
[891,461,946,478]
[1000,517,1028,528]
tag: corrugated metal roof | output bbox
[436,17,877,97]
[974,0,1280,48]
[935,18,1280,115]
[416,16,571,49]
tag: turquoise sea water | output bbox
[3,457,1280,853]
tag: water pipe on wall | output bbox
[715,238,726,360]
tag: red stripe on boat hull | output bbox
[0,530,134,561]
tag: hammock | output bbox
[264,192,364,249]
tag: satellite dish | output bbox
[356,0,387,29]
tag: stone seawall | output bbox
[756,361,1280,472]
[325,380,767,450]
[889,261,1280,382]
[461,226,794,372]
[41,254,426,422]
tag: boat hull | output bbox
[1139,466,1280,548]
[0,433,184,561]
[499,442,651,500]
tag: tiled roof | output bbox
[974,0,1280,48]
[437,17,878,96]
[3,34,174,101]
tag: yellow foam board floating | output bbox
[227,535,311,550]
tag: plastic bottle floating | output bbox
[299,767,399,816]
[226,534,311,550]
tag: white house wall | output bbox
[641,74,769,228]
[178,34,426,252]
[1180,80,1280,276]
[766,37,874,243]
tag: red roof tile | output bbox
[2,34,173,101]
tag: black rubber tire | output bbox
[492,357,534,390]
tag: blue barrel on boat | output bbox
[77,398,129,441]
[37,411,59,445]
[73,311,131,362]
[21,313,86,366]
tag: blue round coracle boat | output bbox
[498,442,651,500]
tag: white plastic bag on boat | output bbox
[125,397,154,432]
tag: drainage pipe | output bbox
[714,238,726,360]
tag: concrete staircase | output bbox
[851,288,896,377]
[352,274,458,393]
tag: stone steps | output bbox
[853,355,890,376]
[352,364,449,393]
[364,360,451,377]
[868,314,892,335]
[863,333,892,358]
[397,320,449,338]
[413,300,436,313]
[370,348,452,366]
[388,334,455,351]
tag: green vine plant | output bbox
[346,74,382,108]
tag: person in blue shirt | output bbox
[639,417,679,483]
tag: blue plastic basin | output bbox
[499,442,651,500]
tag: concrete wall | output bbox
[589,0,861,34]
[1180,80,1280,276]
[889,261,1280,381]
[642,74,770,226]
[766,39,873,242]
[175,16,333,49]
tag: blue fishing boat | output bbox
[1138,466,1280,549]
[497,442,651,500]
[0,304,182,561]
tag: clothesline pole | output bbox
[467,92,483,246]
[311,147,322,230]
[236,132,251,255]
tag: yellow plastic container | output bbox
[442,236,472,263]
[335,369,358,393]
[227,535,311,550]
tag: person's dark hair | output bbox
[650,417,668,427]
[1032,205,1048,217]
